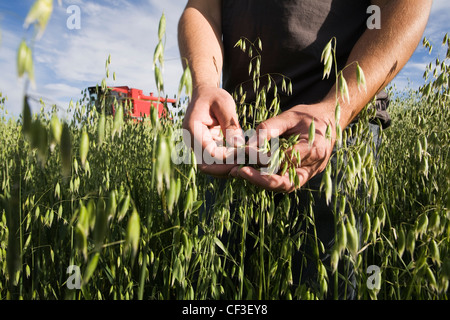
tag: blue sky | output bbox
[0,0,449,118]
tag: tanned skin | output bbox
[178,0,433,193]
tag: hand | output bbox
[182,86,245,178]
[230,104,336,193]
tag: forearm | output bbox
[178,0,223,89]
[321,0,433,128]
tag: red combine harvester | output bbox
[88,86,177,120]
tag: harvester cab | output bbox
[88,86,177,120]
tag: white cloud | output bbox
[430,0,450,14]
[42,82,83,99]
[45,0,184,99]
[406,62,429,72]
[0,28,28,117]
[390,0,449,93]
[1,0,185,117]
[423,0,450,44]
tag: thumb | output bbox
[248,112,292,148]
[211,90,245,147]
[245,113,294,167]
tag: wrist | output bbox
[192,83,219,92]
[318,93,356,129]
[190,68,221,91]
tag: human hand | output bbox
[230,104,336,193]
[182,86,245,177]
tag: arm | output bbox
[178,0,244,177]
[231,0,433,192]
[178,0,222,88]
[326,0,433,129]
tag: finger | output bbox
[224,127,245,148]
[199,163,240,178]
[190,121,218,157]
[289,138,332,170]
[211,90,245,147]
[210,125,226,145]
[247,113,292,149]
[245,113,296,166]
[231,162,320,193]
[184,94,238,157]
[188,122,238,167]
[294,165,320,189]
[231,166,295,193]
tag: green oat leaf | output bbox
[153,41,164,68]
[308,119,315,147]
[23,0,53,39]
[356,63,367,92]
[113,104,124,139]
[321,39,332,63]
[79,128,89,168]
[125,207,141,260]
[60,122,72,178]
[50,113,62,145]
[117,193,131,222]
[93,199,108,252]
[22,96,32,136]
[346,220,358,258]
[17,40,28,78]
[339,73,350,103]
[82,252,100,287]
[214,237,233,260]
[98,111,106,144]
[158,12,166,41]
[155,65,164,94]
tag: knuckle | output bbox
[312,145,328,161]
[258,120,270,131]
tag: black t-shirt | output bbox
[222,0,371,111]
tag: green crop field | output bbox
[0,4,449,301]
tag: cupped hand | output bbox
[230,103,336,193]
[182,86,245,177]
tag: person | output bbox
[178,0,432,298]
